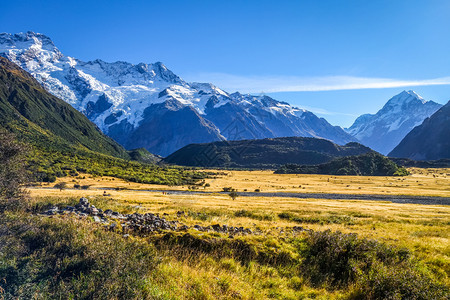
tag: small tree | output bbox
[229,191,238,201]
[54,182,67,191]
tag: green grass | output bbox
[27,147,210,186]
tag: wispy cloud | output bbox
[185,73,450,93]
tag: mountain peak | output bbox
[388,90,426,105]
[0,31,56,49]
[347,91,443,154]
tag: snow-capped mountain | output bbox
[0,31,356,156]
[346,90,442,155]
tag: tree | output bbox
[0,130,28,212]
[228,191,238,201]
[54,182,67,191]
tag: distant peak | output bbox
[0,31,54,44]
[388,90,426,105]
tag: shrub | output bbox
[54,182,67,191]
[0,215,159,299]
[299,230,448,299]
[0,131,28,212]
[228,191,238,200]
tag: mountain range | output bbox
[346,90,442,154]
[0,31,356,156]
[389,100,450,160]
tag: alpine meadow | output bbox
[1,1,449,299]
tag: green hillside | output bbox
[0,56,129,157]
[164,137,372,169]
[275,152,409,176]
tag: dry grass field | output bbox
[30,167,450,197]
[21,168,449,299]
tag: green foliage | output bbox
[0,130,28,212]
[27,147,209,186]
[127,148,161,164]
[228,191,239,200]
[0,214,160,299]
[278,212,355,225]
[276,152,410,176]
[234,209,275,221]
[300,230,448,299]
[54,182,67,191]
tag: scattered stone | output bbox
[38,197,257,237]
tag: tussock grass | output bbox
[8,168,449,298]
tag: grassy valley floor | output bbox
[2,168,449,299]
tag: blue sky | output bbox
[1,0,450,126]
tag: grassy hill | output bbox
[275,152,409,176]
[164,137,372,169]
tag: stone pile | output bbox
[41,197,256,236]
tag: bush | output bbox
[228,191,238,200]
[0,131,28,212]
[300,230,448,299]
[54,182,67,191]
[0,214,159,299]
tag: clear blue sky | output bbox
[2,0,450,126]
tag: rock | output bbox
[109,223,118,231]
[178,225,189,231]
[79,197,89,207]
[93,216,101,222]
[45,206,59,215]
[212,224,222,231]
[104,209,113,215]
[89,206,99,215]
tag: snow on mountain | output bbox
[0,31,357,156]
[346,90,443,155]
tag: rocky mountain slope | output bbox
[346,90,442,154]
[389,100,450,160]
[0,31,356,156]
[0,56,129,158]
[163,137,372,169]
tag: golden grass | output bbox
[27,168,450,298]
[28,169,450,261]
[33,167,450,197]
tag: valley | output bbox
[0,23,449,299]
[18,168,450,299]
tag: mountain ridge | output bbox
[163,137,372,169]
[388,100,450,160]
[0,31,357,156]
[346,90,442,154]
